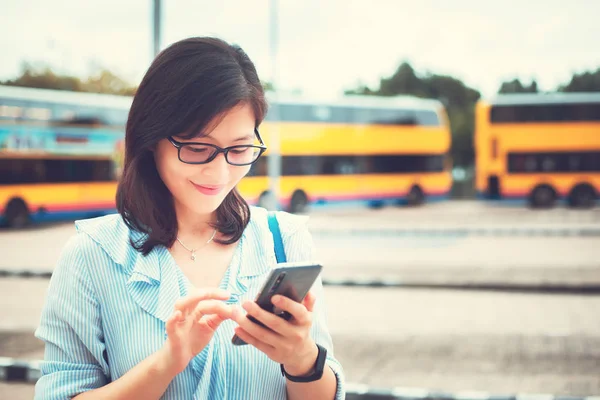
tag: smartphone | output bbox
[231,262,323,346]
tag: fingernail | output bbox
[272,295,281,304]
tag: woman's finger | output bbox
[271,295,310,325]
[233,327,276,357]
[190,300,233,322]
[174,289,231,312]
[166,310,183,337]
[240,301,294,337]
[198,313,228,331]
[232,306,286,347]
[303,291,317,313]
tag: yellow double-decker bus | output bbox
[0,86,452,227]
[241,93,452,212]
[0,85,128,227]
[475,93,600,208]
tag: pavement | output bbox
[306,200,600,230]
[0,202,599,399]
[1,285,599,398]
[1,203,598,288]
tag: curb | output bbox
[321,279,600,294]
[1,358,598,400]
[311,228,600,238]
[1,270,600,294]
[344,383,600,400]
[0,270,52,279]
[0,357,41,383]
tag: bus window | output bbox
[369,155,444,173]
[508,151,600,173]
[0,158,114,185]
[53,105,77,121]
[415,110,440,126]
[491,103,600,123]
[312,106,331,121]
[352,108,372,124]
[24,107,52,121]
[0,159,45,184]
[276,103,310,122]
[371,108,416,125]
[329,106,353,124]
[282,156,322,176]
[582,152,600,171]
[333,156,356,174]
[247,157,268,177]
[0,105,23,119]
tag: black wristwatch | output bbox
[280,344,327,383]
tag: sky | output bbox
[1,0,599,99]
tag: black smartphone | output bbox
[231,262,323,346]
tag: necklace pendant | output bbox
[191,252,196,261]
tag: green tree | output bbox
[2,62,83,91]
[262,81,275,92]
[498,78,538,93]
[378,62,427,97]
[82,69,137,96]
[558,68,600,92]
[1,62,137,96]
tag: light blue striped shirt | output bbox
[34,206,345,399]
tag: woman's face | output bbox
[154,102,256,217]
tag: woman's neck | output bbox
[174,202,217,240]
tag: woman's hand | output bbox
[232,291,320,377]
[161,288,233,375]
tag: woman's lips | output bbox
[192,182,225,196]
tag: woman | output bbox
[34,37,345,400]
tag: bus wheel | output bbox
[289,190,308,214]
[5,198,30,228]
[406,185,425,207]
[529,185,556,209]
[568,184,597,209]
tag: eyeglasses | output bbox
[168,129,267,166]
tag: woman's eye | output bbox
[188,146,209,153]
[230,148,249,154]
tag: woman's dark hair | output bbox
[116,37,267,255]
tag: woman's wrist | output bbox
[282,341,319,377]
[155,345,186,378]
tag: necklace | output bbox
[176,228,217,261]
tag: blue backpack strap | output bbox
[267,211,287,264]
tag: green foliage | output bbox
[558,67,600,92]
[1,62,136,96]
[262,81,275,92]
[498,78,538,93]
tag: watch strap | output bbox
[280,344,327,383]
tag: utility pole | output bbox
[152,0,162,57]
[267,0,281,210]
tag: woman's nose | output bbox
[201,152,229,178]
